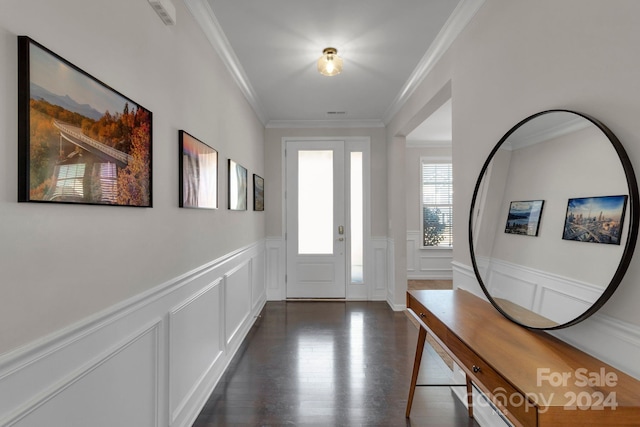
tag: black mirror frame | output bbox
[468,109,640,330]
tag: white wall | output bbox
[488,126,628,286]
[388,0,640,378]
[0,0,264,355]
[0,0,266,425]
[406,146,453,279]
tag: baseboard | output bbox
[0,241,267,427]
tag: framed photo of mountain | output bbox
[17,36,152,207]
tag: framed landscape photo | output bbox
[179,130,218,209]
[228,159,247,210]
[253,174,264,211]
[504,200,544,236]
[17,36,152,207]
[562,195,628,245]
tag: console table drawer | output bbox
[446,332,538,427]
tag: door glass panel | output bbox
[350,152,363,283]
[298,150,333,254]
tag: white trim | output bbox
[183,0,267,125]
[0,242,267,427]
[0,241,260,372]
[407,230,453,280]
[453,261,640,379]
[168,279,224,424]
[383,0,486,124]
[185,0,484,128]
[282,136,373,300]
[266,119,385,129]
[1,321,161,427]
[420,157,453,249]
[265,237,285,300]
[371,237,389,300]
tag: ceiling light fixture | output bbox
[317,47,343,77]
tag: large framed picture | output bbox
[504,200,544,236]
[179,130,218,209]
[562,195,628,245]
[228,159,247,210]
[17,36,152,207]
[253,174,264,211]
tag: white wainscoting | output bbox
[406,230,453,280]
[0,241,266,427]
[371,237,389,301]
[265,236,389,302]
[473,257,603,325]
[452,261,640,380]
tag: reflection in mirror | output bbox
[470,110,638,329]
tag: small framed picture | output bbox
[228,159,247,210]
[253,174,264,211]
[504,200,544,236]
[179,130,218,209]
[562,195,627,245]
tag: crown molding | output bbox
[382,0,485,125]
[266,119,385,129]
[183,0,268,125]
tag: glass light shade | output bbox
[317,47,343,76]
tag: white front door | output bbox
[286,140,346,298]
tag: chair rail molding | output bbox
[0,241,267,427]
[452,261,640,380]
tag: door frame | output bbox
[282,136,371,299]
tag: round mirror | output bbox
[469,110,639,329]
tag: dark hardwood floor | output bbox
[192,301,477,426]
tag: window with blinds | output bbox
[421,162,453,247]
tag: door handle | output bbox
[338,237,344,242]
[338,225,344,235]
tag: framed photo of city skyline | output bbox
[18,36,152,207]
[562,195,628,245]
[504,200,544,236]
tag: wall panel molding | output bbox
[266,235,389,302]
[406,230,453,280]
[452,261,640,379]
[0,241,267,427]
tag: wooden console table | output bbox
[406,289,640,426]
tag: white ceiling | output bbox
[406,98,452,144]
[184,0,483,128]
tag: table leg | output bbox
[405,326,427,418]
[466,377,474,418]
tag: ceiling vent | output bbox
[326,111,347,118]
[148,0,176,26]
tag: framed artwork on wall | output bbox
[562,195,628,244]
[253,174,264,211]
[17,36,152,207]
[228,159,247,210]
[504,200,544,236]
[179,130,218,209]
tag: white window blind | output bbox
[422,162,453,247]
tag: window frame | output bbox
[420,156,453,249]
